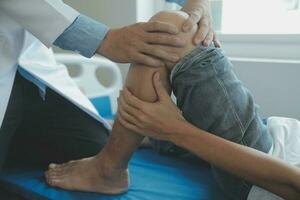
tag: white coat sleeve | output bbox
[0,0,80,47]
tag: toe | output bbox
[47,174,62,186]
[48,165,69,176]
[49,162,75,171]
[48,177,70,189]
[51,179,64,188]
[48,163,63,172]
[48,169,67,179]
[49,166,66,174]
[49,163,58,169]
[49,163,67,170]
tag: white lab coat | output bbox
[0,0,111,130]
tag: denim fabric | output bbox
[54,15,109,58]
[154,45,273,200]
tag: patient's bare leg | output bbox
[45,11,196,194]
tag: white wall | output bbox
[64,0,136,28]
[231,60,300,120]
[221,36,300,120]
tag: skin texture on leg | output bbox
[45,10,197,194]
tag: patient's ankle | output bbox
[95,151,128,177]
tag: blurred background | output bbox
[58,0,300,120]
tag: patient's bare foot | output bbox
[45,156,129,194]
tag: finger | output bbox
[118,103,143,127]
[141,44,179,63]
[182,12,202,32]
[119,91,143,117]
[118,113,144,134]
[202,30,214,47]
[135,53,164,67]
[123,88,148,110]
[147,32,186,47]
[143,21,179,34]
[213,33,221,48]
[193,17,211,45]
[153,72,170,101]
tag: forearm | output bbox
[171,121,300,199]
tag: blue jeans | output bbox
[152,45,273,200]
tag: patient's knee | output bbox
[123,11,193,103]
[149,11,197,66]
[125,65,170,102]
[150,10,190,28]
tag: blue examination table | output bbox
[0,149,226,200]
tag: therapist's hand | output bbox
[97,22,186,67]
[117,72,186,141]
[181,0,221,47]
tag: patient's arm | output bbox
[45,10,196,194]
[175,123,300,200]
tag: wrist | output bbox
[169,119,194,145]
[96,28,115,56]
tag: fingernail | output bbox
[49,163,56,168]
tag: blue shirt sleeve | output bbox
[53,15,109,58]
[166,0,186,6]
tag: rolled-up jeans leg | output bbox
[171,46,273,199]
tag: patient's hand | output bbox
[181,0,221,47]
[118,72,186,141]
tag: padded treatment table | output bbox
[0,149,226,200]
